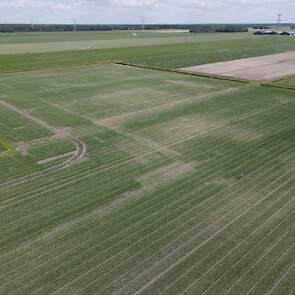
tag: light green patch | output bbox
[0,140,16,157]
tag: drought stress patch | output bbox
[0,141,7,153]
[0,140,14,156]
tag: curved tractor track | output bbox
[0,100,86,190]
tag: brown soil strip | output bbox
[180,52,295,81]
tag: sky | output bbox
[0,0,294,24]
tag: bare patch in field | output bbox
[166,79,214,89]
[15,136,60,155]
[180,51,295,81]
[118,137,168,165]
[275,96,290,104]
[53,127,72,139]
[96,87,240,128]
[124,161,198,197]
[37,151,75,165]
[94,87,166,105]
[113,126,182,161]
[135,152,167,165]
[15,142,30,156]
[149,116,221,144]
[223,125,260,142]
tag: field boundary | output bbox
[114,61,295,92]
[261,82,295,91]
[0,59,294,92]
[113,61,253,84]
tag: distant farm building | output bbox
[249,26,295,36]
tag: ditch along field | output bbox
[0,63,295,294]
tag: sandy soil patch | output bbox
[15,136,60,155]
[37,151,75,165]
[179,51,295,81]
[124,161,199,198]
[96,87,240,128]
[166,80,214,89]
[113,126,182,160]
[15,142,30,156]
[145,113,260,147]
[146,116,222,145]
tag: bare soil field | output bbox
[179,51,295,81]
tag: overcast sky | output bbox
[0,0,294,24]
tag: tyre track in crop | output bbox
[42,148,295,295]
[108,170,295,295]
[2,104,295,294]
[0,102,294,266]
[0,100,86,190]
[0,107,292,253]
[0,97,289,211]
[157,197,295,294]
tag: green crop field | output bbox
[0,59,295,294]
[0,34,294,73]
[0,31,187,44]
[0,31,256,55]
[0,142,7,153]
[274,75,295,89]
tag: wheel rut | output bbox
[0,100,86,190]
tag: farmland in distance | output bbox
[0,33,294,72]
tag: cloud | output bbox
[0,0,290,9]
[112,0,289,9]
[113,0,159,8]
[0,0,294,23]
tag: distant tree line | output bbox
[1,24,191,33]
[189,24,250,33]
[0,23,293,33]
